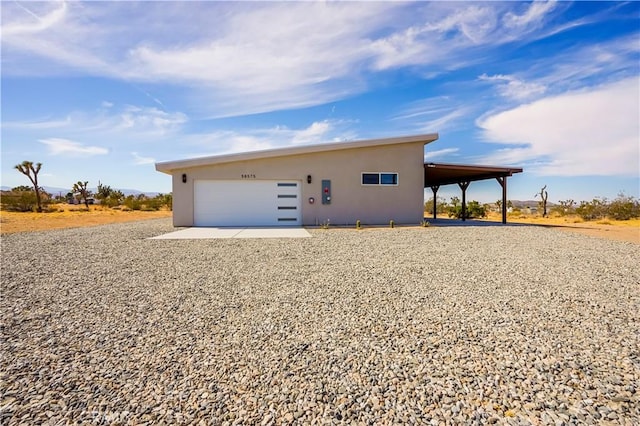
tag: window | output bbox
[362,173,380,185]
[381,173,398,185]
[362,172,398,186]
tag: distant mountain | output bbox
[1,186,161,197]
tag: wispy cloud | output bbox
[476,76,639,176]
[2,1,68,36]
[424,148,460,161]
[119,107,187,134]
[39,138,109,156]
[5,104,188,138]
[165,120,355,161]
[290,121,332,145]
[478,74,547,101]
[1,1,585,118]
[2,117,72,129]
[421,108,471,133]
[393,97,473,133]
[503,1,558,29]
[474,31,639,116]
[131,152,155,165]
[371,1,568,71]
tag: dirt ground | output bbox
[481,212,640,244]
[1,206,638,244]
[0,205,172,234]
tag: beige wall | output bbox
[170,142,426,226]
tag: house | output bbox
[155,133,522,227]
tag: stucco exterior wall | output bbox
[170,142,426,226]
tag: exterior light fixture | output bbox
[307,175,312,184]
[182,173,187,183]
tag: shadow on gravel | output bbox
[425,218,533,227]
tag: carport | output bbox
[424,163,523,224]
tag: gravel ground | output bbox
[1,218,639,425]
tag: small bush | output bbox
[607,193,639,220]
[1,191,45,212]
[576,198,608,221]
[448,200,486,219]
[143,198,162,211]
[123,196,142,211]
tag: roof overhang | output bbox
[424,162,523,187]
[156,133,439,174]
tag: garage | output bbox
[193,180,301,226]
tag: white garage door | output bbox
[194,180,301,226]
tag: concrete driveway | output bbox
[150,227,311,239]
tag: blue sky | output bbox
[2,1,639,203]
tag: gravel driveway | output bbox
[2,218,638,425]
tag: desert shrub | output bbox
[101,196,120,208]
[1,190,53,212]
[143,197,162,211]
[123,196,142,211]
[93,184,124,208]
[164,194,173,210]
[448,200,486,219]
[467,201,487,218]
[551,199,576,217]
[576,198,608,221]
[157,193,172,210]
[1,191,38,211]
[607,193,639,220]
[424,196,448,215]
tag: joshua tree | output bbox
[72,181,92,209]
[14,161,43,212]
[535,185,549,217]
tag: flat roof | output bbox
[156,133,439,173]
[424,162,523,187]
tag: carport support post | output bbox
[496,176,507,224]
[431,185,440,219]
[458,181,470,222]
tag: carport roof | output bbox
[424,162,523,187]
[156,133,439,173]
